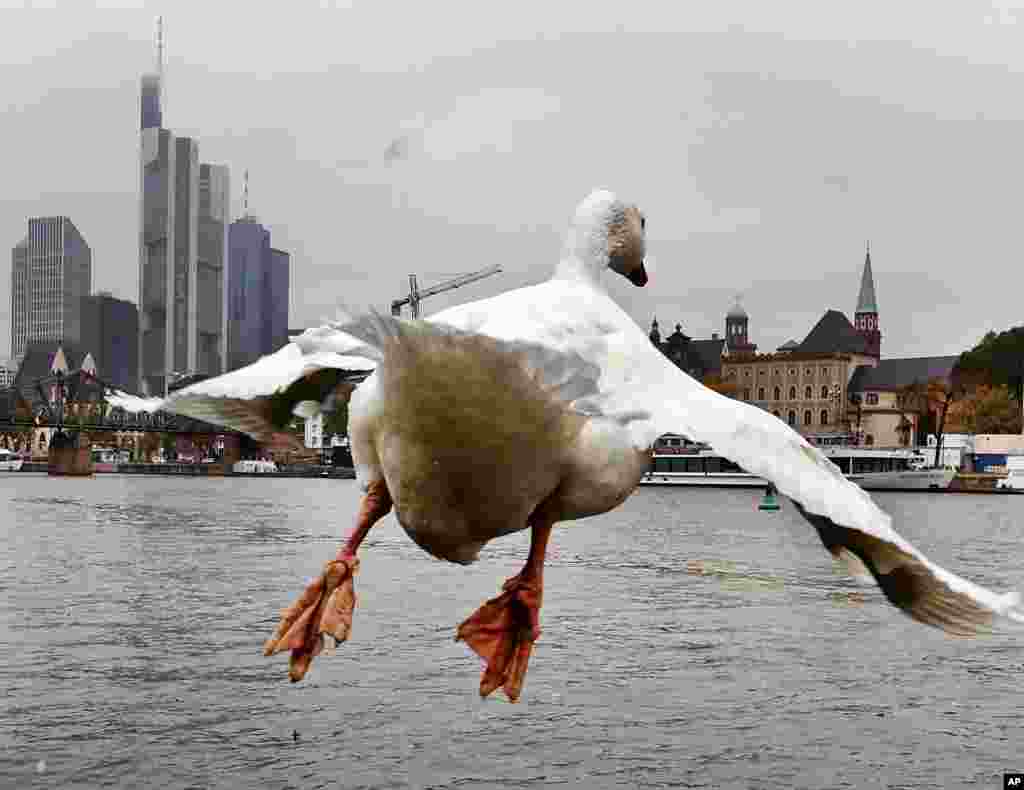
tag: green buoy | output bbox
[758,483,781,512]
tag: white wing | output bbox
[595,320,1023,635]
[108,342,376,444]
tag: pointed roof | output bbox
[848,356,959,393]
[856,243,878,314]
[50,347,69,374]
[798,310,870,354]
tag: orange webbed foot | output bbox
[263,556,359,682]
[455,575,543,703]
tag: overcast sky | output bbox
[2,0,1023,365]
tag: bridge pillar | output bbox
[221,435,241,465]
[48,431,93,476]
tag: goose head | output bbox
[557,189,648,287]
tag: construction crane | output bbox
[390,264,503,318]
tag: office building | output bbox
[226,215,289,371]
[10,216,92,365]
[137,58,229,394]
[80,292,140,393]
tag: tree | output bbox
[897,379,930,447]
[322,398,351,438]
[950,384,1023,434]
[958,326,1024,402]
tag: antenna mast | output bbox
[156,16,163,76]
[155,16,165,115]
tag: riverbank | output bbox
[12,461,356,479]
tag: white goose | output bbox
[112,190,1023,702]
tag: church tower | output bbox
[854,242,881,358]
[725,297,756,354]
[649,317,661,347]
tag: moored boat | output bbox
[640,435,955,491]
[232,459,279,474]
[0,448,24,472]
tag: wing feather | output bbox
[108,342,375,446]
[602,332,1024,635]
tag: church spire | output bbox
[856,241,878,314]
[854,242,881,358]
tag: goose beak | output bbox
[628,261,648,287]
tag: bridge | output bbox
[0,367,237,435]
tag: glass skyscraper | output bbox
[226,216,290,372]
[137,69,229,395]
[80,292,139,394]
[10,216,92,365]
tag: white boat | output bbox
[0,448,24,472]
[640,435,955,491]
[997,457,1024,491]
[232,459,279,474]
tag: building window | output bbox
[866,393,879,405]
[787,410,796,426]
[744,369,751,377]
[758,387,765,400]
[821,385,829,399]
[820,409,829,425]
[789,368,796,376]
[805,368,813,376]
[804,386,812,399]
[743,388,751,401]
[773,386,781,400]
[803,409,812,425]
[865,434,875,446]
[773,410,781,418]
[789,386,797,399]
[821,367,830,378]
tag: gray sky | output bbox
[2,0,1023,365]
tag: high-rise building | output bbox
[226,216,290,371]
[197,163,231,375]
[267,246,291,355]
[80,292,139,393]
[10,216,92,365]
[137,48,229,395]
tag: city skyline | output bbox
[3,3,1024,366]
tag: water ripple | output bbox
[1,479,1022,789]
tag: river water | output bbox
[1,474,1022,789]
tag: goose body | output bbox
[109,189,1024,701]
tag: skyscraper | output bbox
[80,292,139,393]
[226,216,290,371]
[267,246,290,356]
[10,216,92,365]
[137,26,229,395]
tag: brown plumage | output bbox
[794,502,994,636]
